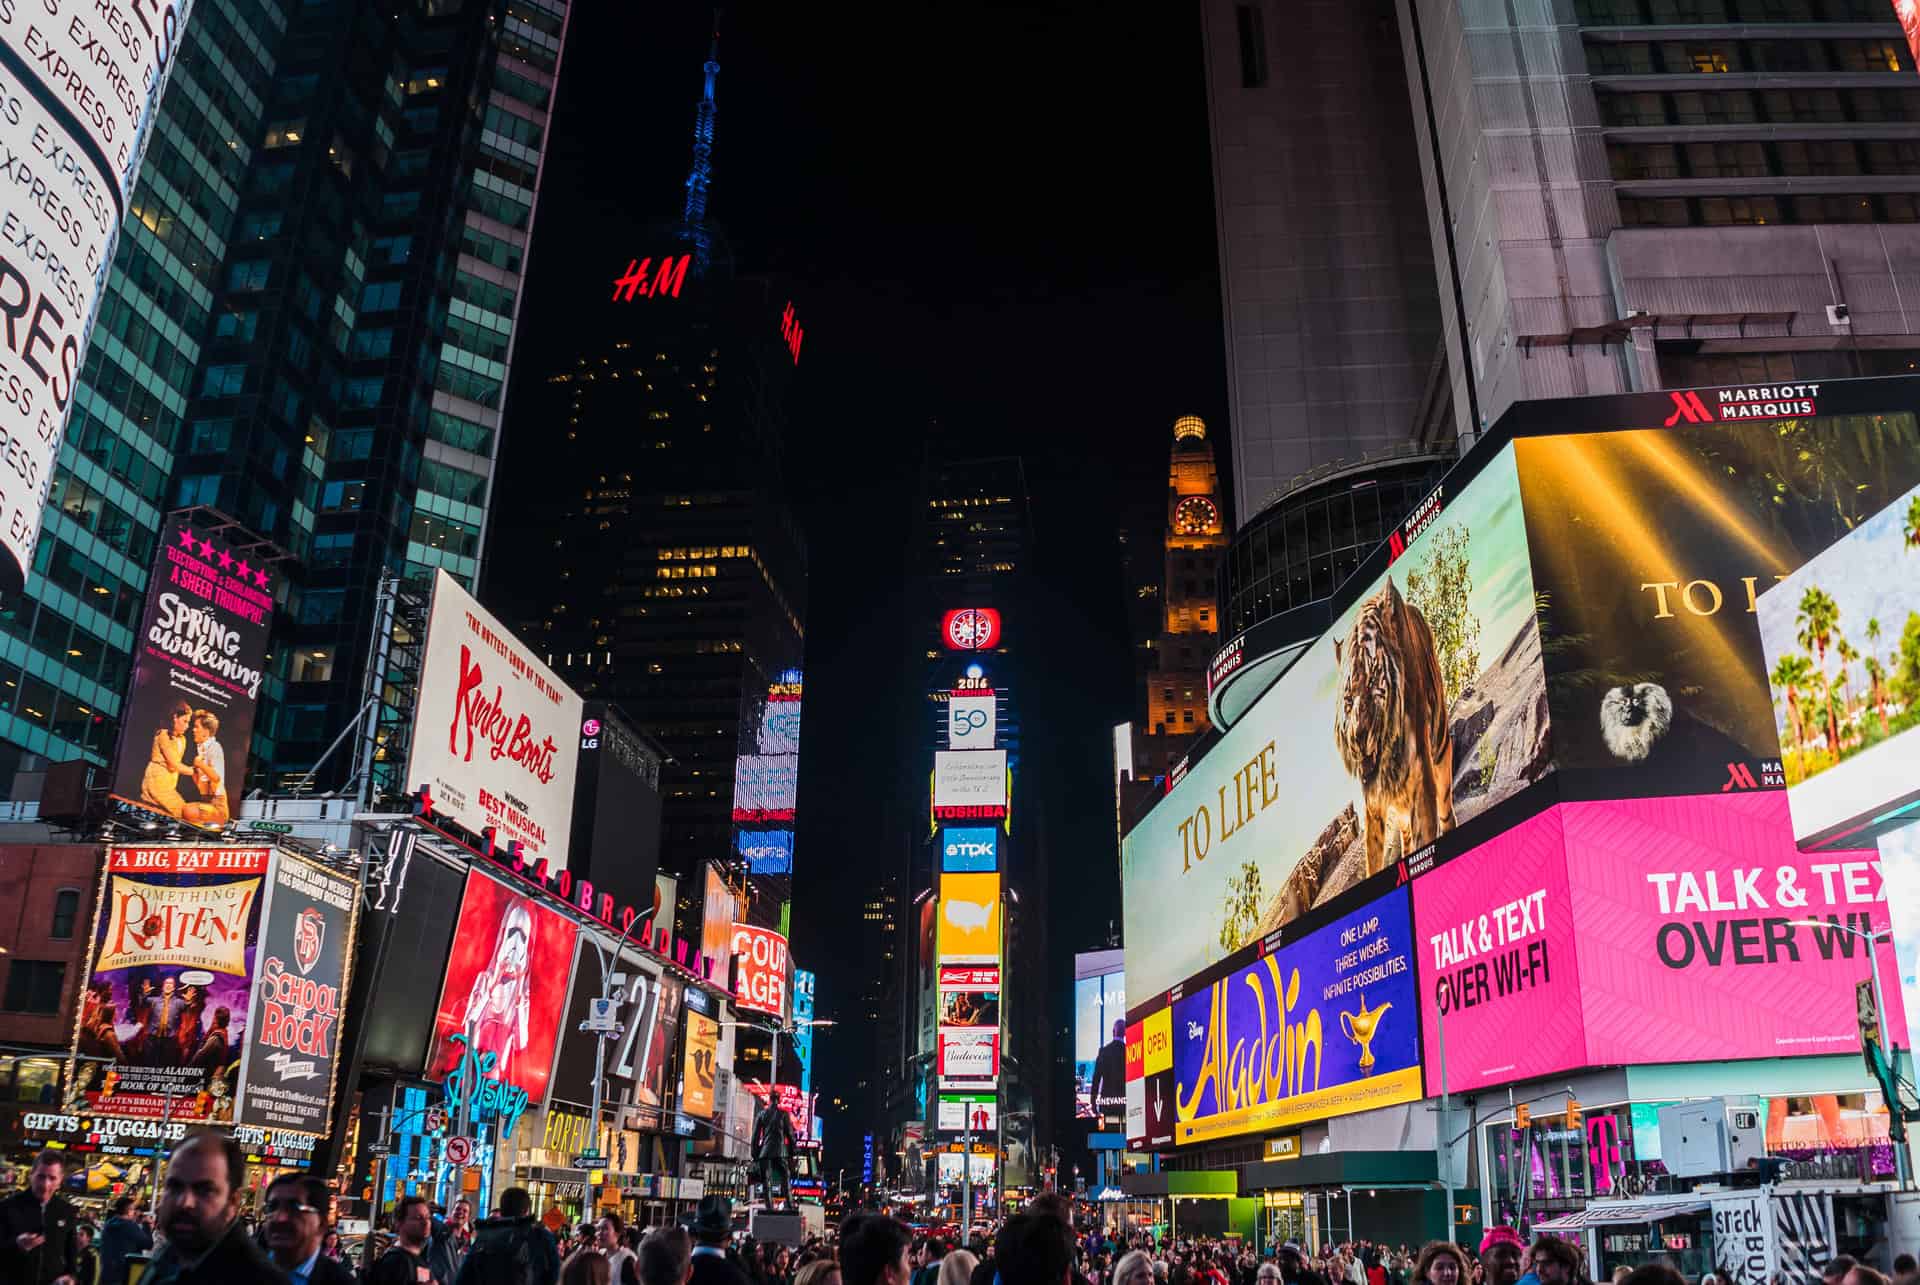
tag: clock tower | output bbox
[1147,416,1226,767]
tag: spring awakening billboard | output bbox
[1125,446,1548,1001]
[235,853,357,1133]
[1170,885,1421,1145]
[110,515,272,825]
[75,847,271,1123]
[425,869,580,1140]
[408,570,582,861]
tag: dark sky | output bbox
[500,1,1227,1169]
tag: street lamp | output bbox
[1785,917,1909,1189]
[574,912,660,1177]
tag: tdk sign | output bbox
[942,826,998,872]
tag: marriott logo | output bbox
[1665,385,1819,425]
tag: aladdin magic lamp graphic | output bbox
[1340,994,1391,1076]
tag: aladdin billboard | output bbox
[407,570,582,861]
[1125,377,1920,1147]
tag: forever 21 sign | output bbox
[0,0,195,594]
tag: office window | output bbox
[351,327,394,360]
[1698,195,1780,225]
[1589,43,1656,75]
[214,309,258,342]
[342,376,384,409]
[201,364,247,397]
[176,474,221,507]
[187,419,233,454]
[50,889,80,939]
[2,960,65,1014]
[361,281,402,312]
[238,211,283,240]
[300,590,345,625]
[263,118,306,148]
[1235,5,1267,89]
[1684,142,1768,178]
[320,480,366,511]
[228,260,271,291]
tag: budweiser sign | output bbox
[407,571,582,861]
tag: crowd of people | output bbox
[6,1142,1916,1285]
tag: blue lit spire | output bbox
[683,13,720,271]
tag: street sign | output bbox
[445,1136,474,1167]
[247,820,295,834]
[570,1152,604,1169]
[583,998,620,1034]
[425,1108,448,1133]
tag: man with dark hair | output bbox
[1891,1254,1917,1285]
[99,1194,151,1285]
[1523,1237,1579,1285]
[262,1173,352,1284]
[687,1196,748,1285]
[997,1215,1075,1285]
[642,1226,695,1285]
[840,1213,912,1285]
[454,1186,558,1285]
[1826,1259,1862,1285]
[1,1148,80,1285]
[370,1194,438,1284]
[147,1128,288,1282]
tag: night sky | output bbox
[496,1,1228,1169]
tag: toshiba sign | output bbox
[730,923,790,1020]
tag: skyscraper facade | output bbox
[1200,0,1450,519]
[0,0,573,799]
[0,0,284,798]
[1398,0,1920,443]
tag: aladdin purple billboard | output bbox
[1171,885,1422,1145]
[74,846,271,1122]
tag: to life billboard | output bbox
[407,570,583,861]
[109,515,272,825]
[1125,446,1547,1002]
[235,853,358,1133]
[75,846,271,1123]
[425,869,580,1140]
[0,0,197,593]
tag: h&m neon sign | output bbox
[612,255,691,301]
[780,301,803,364]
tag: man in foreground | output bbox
[0,1149,80,1285]
[263,1173,354,1284]
[145,1129,289,1283]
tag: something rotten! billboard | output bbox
[235,853,357,1133]
[74,847,271,1123]
[408,570,583,861]
[109,515,272,825]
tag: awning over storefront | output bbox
[1120,1170,1237,1198]
[1533,1198,1710,1231]
[1241,1150,1437,1193]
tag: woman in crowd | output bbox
[1415,1242,1473,1285]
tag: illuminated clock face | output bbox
[1173,496,1218,535]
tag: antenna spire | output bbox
[683,10,721,271]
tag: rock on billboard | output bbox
[407,570,582,861]
[236,853,357,1133]
[731,923,790,1019]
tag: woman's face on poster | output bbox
[170,709,191,734]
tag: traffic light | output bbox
[1515,1104,1531,1128]
[1565,1098,1583,1130]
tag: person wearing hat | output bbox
[1277,1243,1329,1285]
[1479,1229,1524,1285]
[687,1197,749,1285]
